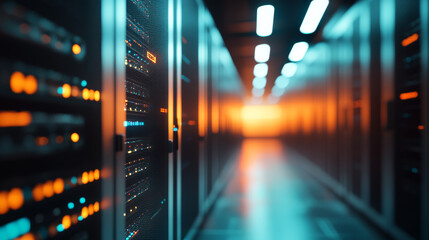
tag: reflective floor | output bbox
[195,139,387,240]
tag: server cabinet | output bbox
[421,0,429,238]
[124,0,170,239]
[173,2,243,239]
[394,1,422,238]
[281,0,428,239]
[178,0,200,237]
[0,0,116,239]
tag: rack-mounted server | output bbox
[280,0,429,239]
[0,0,104,239]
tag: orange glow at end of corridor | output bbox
[241,105,283,137]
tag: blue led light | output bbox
[412,168,419,173]
[79,197,86,204]
[57,87,63,94]
[0,217,32,239]
[57,224,64,232]
[124,121,145,127]
[17,218,31,233]
[78,216,83,221]
[81,80,87,87]
[71,177,77,184]
[67,202,75,209]
[173,128,178,132]
[5,222,20,239]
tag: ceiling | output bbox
[203,0,357,97]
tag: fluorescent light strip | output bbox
[271,86,286,97]
[254,44,271,63]
[252,88,265,97]
[253,63,269,77]
[288,42,309,62]
[281,63,298,77]
[274,76,290,89]
[252,77,267,89]
[256,5,275,37]
[300,0,329,34]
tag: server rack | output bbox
[0,0,122,239]
[123,0,170,239]
[280,0,429,239]
[0,1,243,239]
[394,1,422,238]
[173,1,244,239]
[178,0,200,237]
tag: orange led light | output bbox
[48,224,56,237]
[89,89,95,101]
[94,90,100,101]
[32,184,44,201]
[18,233,35,240]
[62,84,71,98]
[400,91,418,100]
[88,171,94,183]
[71,86,80,97]
[7,188,24,210]
[62,215,71,229]
[147,51,156,63]
[94,201,100,212]
[82,172,89,184]
[10,71,25,94]
[418,125,424,130]
[53,178,64,194]
[82,88,89,100]
[0,111,32,128]
[94,169,100,180]
[56,136,64,144]
[88,204,94,215]
[25,75,38,95]
[43,181,54,198]
[41,34,51,44]
[81,206,88,219]
[35,136,49,146]
[71,133,79,143]
[71,214,79,224]
[0,191,8,214]
[72,44,82,55]
[402,33,419,47]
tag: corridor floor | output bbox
[195,139,387,240]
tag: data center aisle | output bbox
[195,139,387,240]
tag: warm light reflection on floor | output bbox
[197,139,386,240]
[238,139,312,240]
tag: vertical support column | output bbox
[168,0,175,239]
[360,4,371,205]
[380,0,395,225]
[198,3,208,213]
[101,0,126,239]
[114,1,126,239]
[176,0,183,238]
[101,0,116,238]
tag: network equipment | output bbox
[124,0,169,239]
[0,0,103,239]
